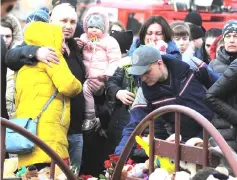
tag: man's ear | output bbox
[157,59,163,66]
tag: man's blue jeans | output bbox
[68,133,83,174]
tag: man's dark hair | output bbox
[205,28,222,39]
[139,16,173,46]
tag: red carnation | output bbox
[79,174,93,180]
[109,154,116,159]
[111,155,119,164]
[160,45,166,52]
[127,158,134,165]
[104,160,111,169]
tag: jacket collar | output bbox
[217,46,237,65]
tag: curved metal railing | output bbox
[1,117,77,180]
[112,105,237,179]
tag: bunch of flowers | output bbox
[99,154,119,180]
[99,154,135,180]
[79,155,135,180]
[79,174,97,180]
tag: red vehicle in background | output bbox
[79,0,237,35]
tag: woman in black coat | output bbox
[105,58,138,156]
[205,59,237,152]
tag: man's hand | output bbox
[97,74,108,82]
[93,118,108,138]
[35,47,60,67]
[74,37,86,49]
[98,129,108,138]
[116,90,135,105]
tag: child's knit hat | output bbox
[87,14,105,33]
[26,7,49,24]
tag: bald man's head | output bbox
[50,3,78,39]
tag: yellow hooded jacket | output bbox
[15,22,82,167]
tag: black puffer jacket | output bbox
[209,46,237,74]
[205,58,237,152]
[106,66,138,153]
[1,37,9,119]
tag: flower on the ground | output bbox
[99,154,136,180]
[127,158,134,165]
[98,154,120,180]
[79,174,94,180]
[104,160,111,169]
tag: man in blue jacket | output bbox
[115,45,216,155]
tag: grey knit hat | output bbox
[128,45,161,75]
[87,14,105,33]
[223,20,237,37]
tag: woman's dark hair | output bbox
[138,16,173,46]
[109,21,126,32]
[205,28,222,39]
[1,20,14,33]
[200,28,222,63]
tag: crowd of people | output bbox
[1,0,237,178]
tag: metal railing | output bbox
[1,117,77,180]
[112,105,237,180]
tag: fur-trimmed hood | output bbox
[83,6,109,35]
[1,14,23,49]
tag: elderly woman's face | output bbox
[144,23,164,45]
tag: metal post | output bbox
[203,129,209,167]
[50,160,56,179]
[1,126,6,180]
[175,113,181,172]
[149,119,155,175]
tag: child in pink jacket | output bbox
[80,7,121,132]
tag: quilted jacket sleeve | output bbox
[43,53,82,97]
[106,67,124,102]
[195,63,220,89]
[104,37,121,76]
[5,43,40,71]
[205,59,237,126]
